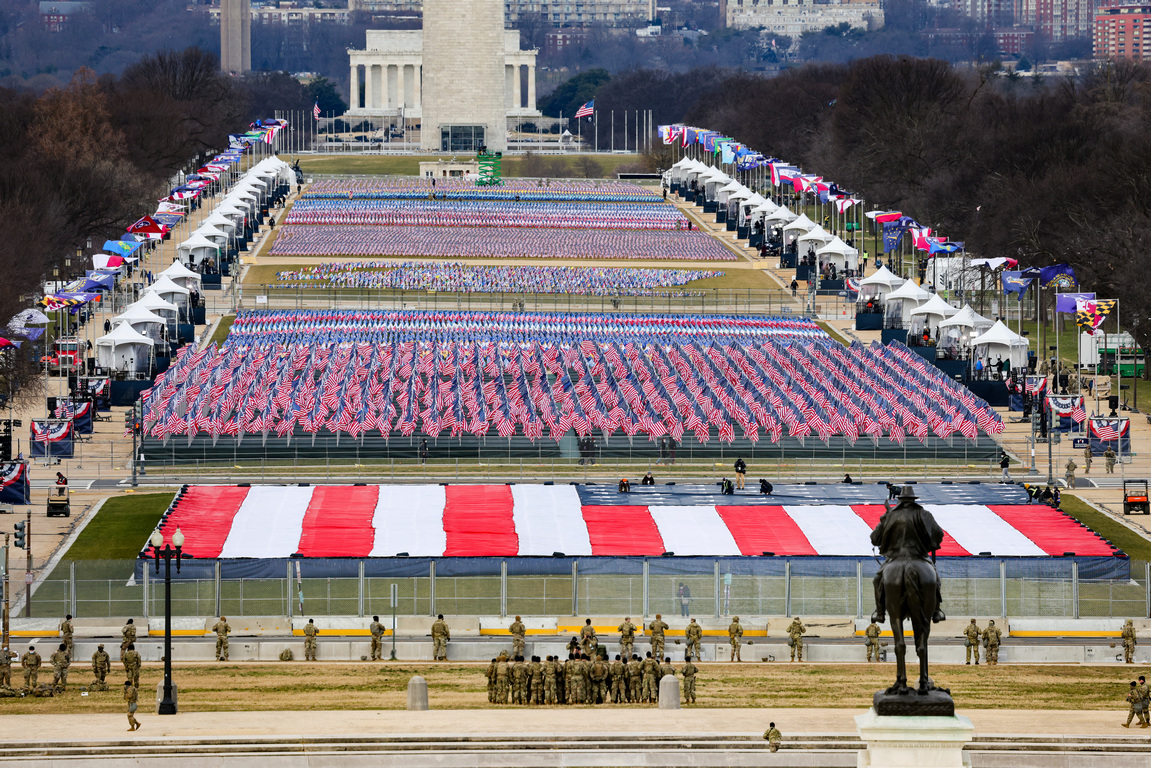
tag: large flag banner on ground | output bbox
[0,461,31,504]
[1088,418,1129,455]
[30,419,73,458]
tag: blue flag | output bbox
[1039,263,1077,290]
[1001,271,1033,300]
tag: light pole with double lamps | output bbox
[150,527,190,714]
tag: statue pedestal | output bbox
[855,709,974,768]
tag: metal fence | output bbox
[29,559,1151,621]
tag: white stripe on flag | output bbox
[647,506,741,556]
[924,504,1046,557]
[370,484,447,556]
[784,505,874,556]
[510,485,592,556]
[219,486,313,558]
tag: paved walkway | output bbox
[0,707,1134,742]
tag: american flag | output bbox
[313,102,321,120]
[574,100,594,119]
[1090,419,1123,440]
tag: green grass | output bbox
[61,492,175,562]
[296,154,644,179]
[209,315,235,347]
[1060,493,1151,561]
[817,322,852,346]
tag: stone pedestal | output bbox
[855,709,974,767]
[406,675,428,710]
[657,676,681,709]
[154,681,178,714]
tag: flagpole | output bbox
[611,111,614,153]
[594,112,597,154]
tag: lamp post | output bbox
[150,527,190,715]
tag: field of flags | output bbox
[137,309,1003,447]
[273,262,724,297]
[305,178,661,203]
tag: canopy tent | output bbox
[130,294,179,324]
[158,260,202,292]
[909,294,959,334]
[95,322,154,373]
[883,278,933,324]
[765,206,798,225]
[857,265,903,302]
[110,305,166,342]
[203,212,238,232]
[145,275,191,314]
[971,320,1030,369]
[796,226,834,258]
[177,233,221,266]
[815,236,859,270]
[938,304,993,333]
[193,225,230,247]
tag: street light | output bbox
[150,527,190,715]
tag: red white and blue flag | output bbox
[574,100,594,119]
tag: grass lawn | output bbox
[209,315,235,347]
[59,492,174,563]
[817,322,852,346]
[1060,493,1151,561]
[297,154,643,179]
[0,662,1131,714]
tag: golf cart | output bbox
[1123,479,1149,515]
[47,483,71,517]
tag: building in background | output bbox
[1012,0,1098,42]
[727,0,884,36]
[220,0,252,73]
[39,1,89,32]
[1094,2,1151,59]
[352,0,652,25]
[210,1,352,25]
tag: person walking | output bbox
[983,620,1002,665]
[21,646,41,688]
[685,618,703,662]
[431,614,450,660]
[212,616,231,661]
[865,620,881,662]
[677,583,692,617]
[728,616,744,662]
[125,681,141,731]
[1105,448,1117,473]
[369,615,384,661]
[92,644,111,685]
[964,619,982,665]
[734,457,747,490]
[1123,680,1149,728]
[303,619,319,661]
[649,614,669,659]
[618,617,637,660]
[419,439,428,464]
[1083,447,1093,475]
[1122,619,1138,664]
[122,643,141,687]
[121,619,136,656]
[1065,458,1077,489]
[787,617,806,662]
[1000,451,1012,482]
[790,279,798,298]
[764,723,783,752]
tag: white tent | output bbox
[193,225,230,246]
[158,260,202,292]
[176,233,221,266]
[96,322,154,373]
[130,294,179,324]
[857,265,903,302]
[203,213,238,234]
[883,279,933,324]
[765,206,798,224]
[145,275,191,312]
[909,294,959,333]
[110,305,166,342]
[796,226,834,259]
[971,320,1030,369]
[782,213,817,234]
[938,304,993,333]
[815,236,859,270]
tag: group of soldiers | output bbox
[1065,447,1119,488]
[1125,675,1150,728]
[962,619,1004,665]
[484,651,700,705]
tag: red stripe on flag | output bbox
[988,505,1114,556]
[443,485,518,556]
[714,506,818,556]
[297,485,380,557]
[851,505,971,556]
[581,506,665,555]
[160,486,250,558]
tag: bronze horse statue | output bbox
[870,485,947,696]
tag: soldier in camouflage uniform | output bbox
[582,653,596,703]
[21,646,41,688]
[125,681,141,731]
[510,656,526,704]
[431,615,450,661]
[579,619,598,658]
[0,646,15,687]
[1064,459,1077,489]
[484,658,497,703]
[121,619,136,656]
[50,643,71,689]
[658,656,675,701]
[964,619,982,665]
[530,655,543,704]
[865,621,881,662]
[303,619,319,661]
[509,616,526,660]
[764,723,782,752]
[552,655,565,704]
[682,656,698,704]
[728,616,744,661]
[685,619,703,662]
[212,616,231,661]
[542,656,557,704]
[369,616,384,661]
[59,615,74,660]
[617,617,637,660]
[1122,619,1138,664]
[648,614,669,659]
[610,654,626,703]
[495,652,510,704]
[1123,680,1149,728]
[983,620,1002,665]
[787,617,806,662]
[641,652,659,703]
[589,654,609,704]
[91,644,111,684]
[122,643,141,687]
[1105,448,1117,473]
[564,654,576,704]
